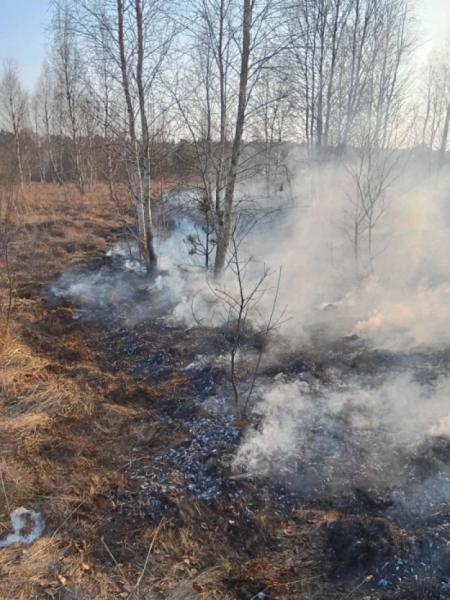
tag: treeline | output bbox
[0,0,448,274]
[0,126,201,187]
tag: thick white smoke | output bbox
[234,153,450,350]
[51,151,450,353]
[217,154,450,503]
[149,151,450,352]
[234,374,450,489]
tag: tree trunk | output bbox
[135,0,157,269]
[117,0,157,270]
[14,128,24,188]
[214,0,252,277]
[439,101,450,167]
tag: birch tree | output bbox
[213,0,254,276]
[287,0,412,154]
[178,0,284,277]
[418,52,450,165]
[0,61,28,187]
[51,1,86,193]
[67,0,176,269]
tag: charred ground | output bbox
[0,185,449,599]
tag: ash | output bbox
[48,229,450,599]
[139,416,240,504]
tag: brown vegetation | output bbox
[0,183,330,599]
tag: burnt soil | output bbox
[1,184,449,599]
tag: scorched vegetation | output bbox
[1,1,450,599]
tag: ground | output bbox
[0,184,449,599]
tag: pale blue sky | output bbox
[0,0,50,88]
[0,0,448,90]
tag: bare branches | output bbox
[0,61,29,188]
[211,230,285,418]
[343,136,405,277]
[0,180,20,339]
[286,0,413,153]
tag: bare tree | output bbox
[213,0,254,276]
[34,63,65,184]
[177,0,285,277]
[287,0,413,154]
[212,232,284,418]
[117,0,157,267]
[67,0,177,270]
[416,48,450,168]
[0,61,28,188]
[51,1,87,193]
[344,136,402,277]
[0,170,20,339]
[30,92,47,184]
[249,65,292,196]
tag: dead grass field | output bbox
[0,183,329,600]
[0,184,137,598]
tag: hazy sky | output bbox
[416,0,450,55]
[0,0,50,87]
[0,0,448,89]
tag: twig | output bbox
[228,472,254,481]
[244,266,284,415]
[341,575,374,599]
[249,575,321,599]
[119,455,150,471]
[101,536,131,585]
[127,518,166,599]
[0,465,11,513]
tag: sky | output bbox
[0,0,448,90]
[415,0,450,57]
[0,0,50,88]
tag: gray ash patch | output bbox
[371,515,450,597]
[125,415,241,515]
[155,417,240,502]
[324,512,450,597]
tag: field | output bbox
[0,183,449,600]
[0,184,316,599]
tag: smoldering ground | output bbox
[234,374,450,509]
[50,151,450,503]
[45,153,450,597]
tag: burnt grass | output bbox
[4,185,450,599]
[44,257,450,600]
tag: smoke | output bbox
[47,143,450,353]
[147,150,450,353]
[234,152,450,350]
[228,153,450,506]
[49,206,215,325]
[234,374,450,498]
[431,414,450,438]
[51,268,141,307]
[51,152,450,353]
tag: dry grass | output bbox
[0,184,148,598]
[0,330,131,598]
[0,183,326,599]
